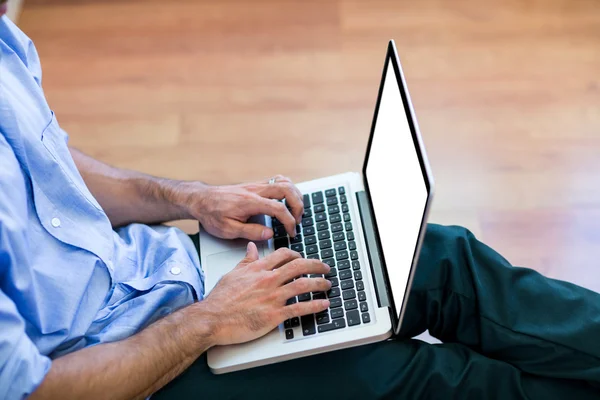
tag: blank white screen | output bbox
[365,59,428,320]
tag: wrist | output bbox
[187,300,220,350]
[158,180,210,221]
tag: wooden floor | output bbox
[19,0,600,291]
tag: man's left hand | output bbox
[178,175,304,241]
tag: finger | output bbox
[260,182,304,224]
[279,277,332,301]
[233,221,273,241]
[275,258,331,283]
[237,242,259,267]
[256,247,301,271]
[254,196,297,237]
[282,299,330,320]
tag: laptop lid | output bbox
[362,40,435,335]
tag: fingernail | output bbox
[327,280,332,288]
[261,229,272,240]
[322,300,330,308]
[323,263,331,271]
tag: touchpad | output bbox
[204,244,265,295]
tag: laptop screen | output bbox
[363,44,431,324]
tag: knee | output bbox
[424,224,475,250]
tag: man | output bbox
[1,8,599,400]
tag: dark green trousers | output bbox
[157,224,600,399]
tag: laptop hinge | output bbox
[356,191,390,309]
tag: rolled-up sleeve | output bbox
[0,134,51,398]
[0,289,51,399]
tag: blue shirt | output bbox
[0,16,204,399]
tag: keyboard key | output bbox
[358,291,366,302]
[301,315,316,336]
[332,232,345,242]
[338,260,350,270]
[303,226,315,236]
[345,223,353,232]
[350,251,358,260]
[340,194,347,204]
[316,313,330,325]
[302,217,314,227]
[306,244,319,254]
[336,250,349,261]
[342,289,356,300]
[356,281,365,291]
[346,310,361,326]
[290,235,302,244]
[274,225,287,238]
[272,217,284,227]
[312,191,324,205]
[354,271,362,280]
[329,214,342,223]
[328,277,339,287]
[348,241,357,250]
[347,231,354,240]
[305,235,317,245]
[291,243,304,252]
[307,254,320,260]
[325,268,337,278]
[286,297,297,305]
[313,292,326,300]
[331,223,343,232]
[291,317,300,327]
[303,194,311,209]
[334,241,347,251]
[362,313,371,324]
[331,308,344,319]
[314,204,325,213]
[319,239,332,249]
[360,302,369,312]
[317,318,346,333]
[326,197,338,206]
[285,329,294,340]
[302,209,312,218]
[298,293,311,302]
[328,205,340,214]
[275,238,289,249]
[315,212,327,222]
[327,287,341,298]
[352,260,360,270]
[323,258,335,268]
[344,299,358,310]
[343,213,351,222]
[317,222,329,231]
[318,231,330,240]
[338,186,345,194]
[329,298,342,308]
[341,280,354,290]
[321,249,334,259]
[339,270,352,280]
[342,204,349,213]
[325,188,336,197]
[284,319,292,329]
[297,224,302,235]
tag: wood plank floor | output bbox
[19,0,600,291]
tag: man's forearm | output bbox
[69,147,201,227]
[30,302,217,400]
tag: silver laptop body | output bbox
[200,40,435,374]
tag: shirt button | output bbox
[170,267,181,276]
[51,217,61,228]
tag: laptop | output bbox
[200,40,435,374]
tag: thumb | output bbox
[240,241,260,265]
[235,222,274,241]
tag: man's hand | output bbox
[179,175,305,241]
[197,244,331,346]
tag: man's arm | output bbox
[70,147,305,240]
[31,245,332,399]
[69,147,191,227]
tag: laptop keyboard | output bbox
[272,185,371,341]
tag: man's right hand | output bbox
[197,244,332,346]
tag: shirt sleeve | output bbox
[0,133,51,399]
